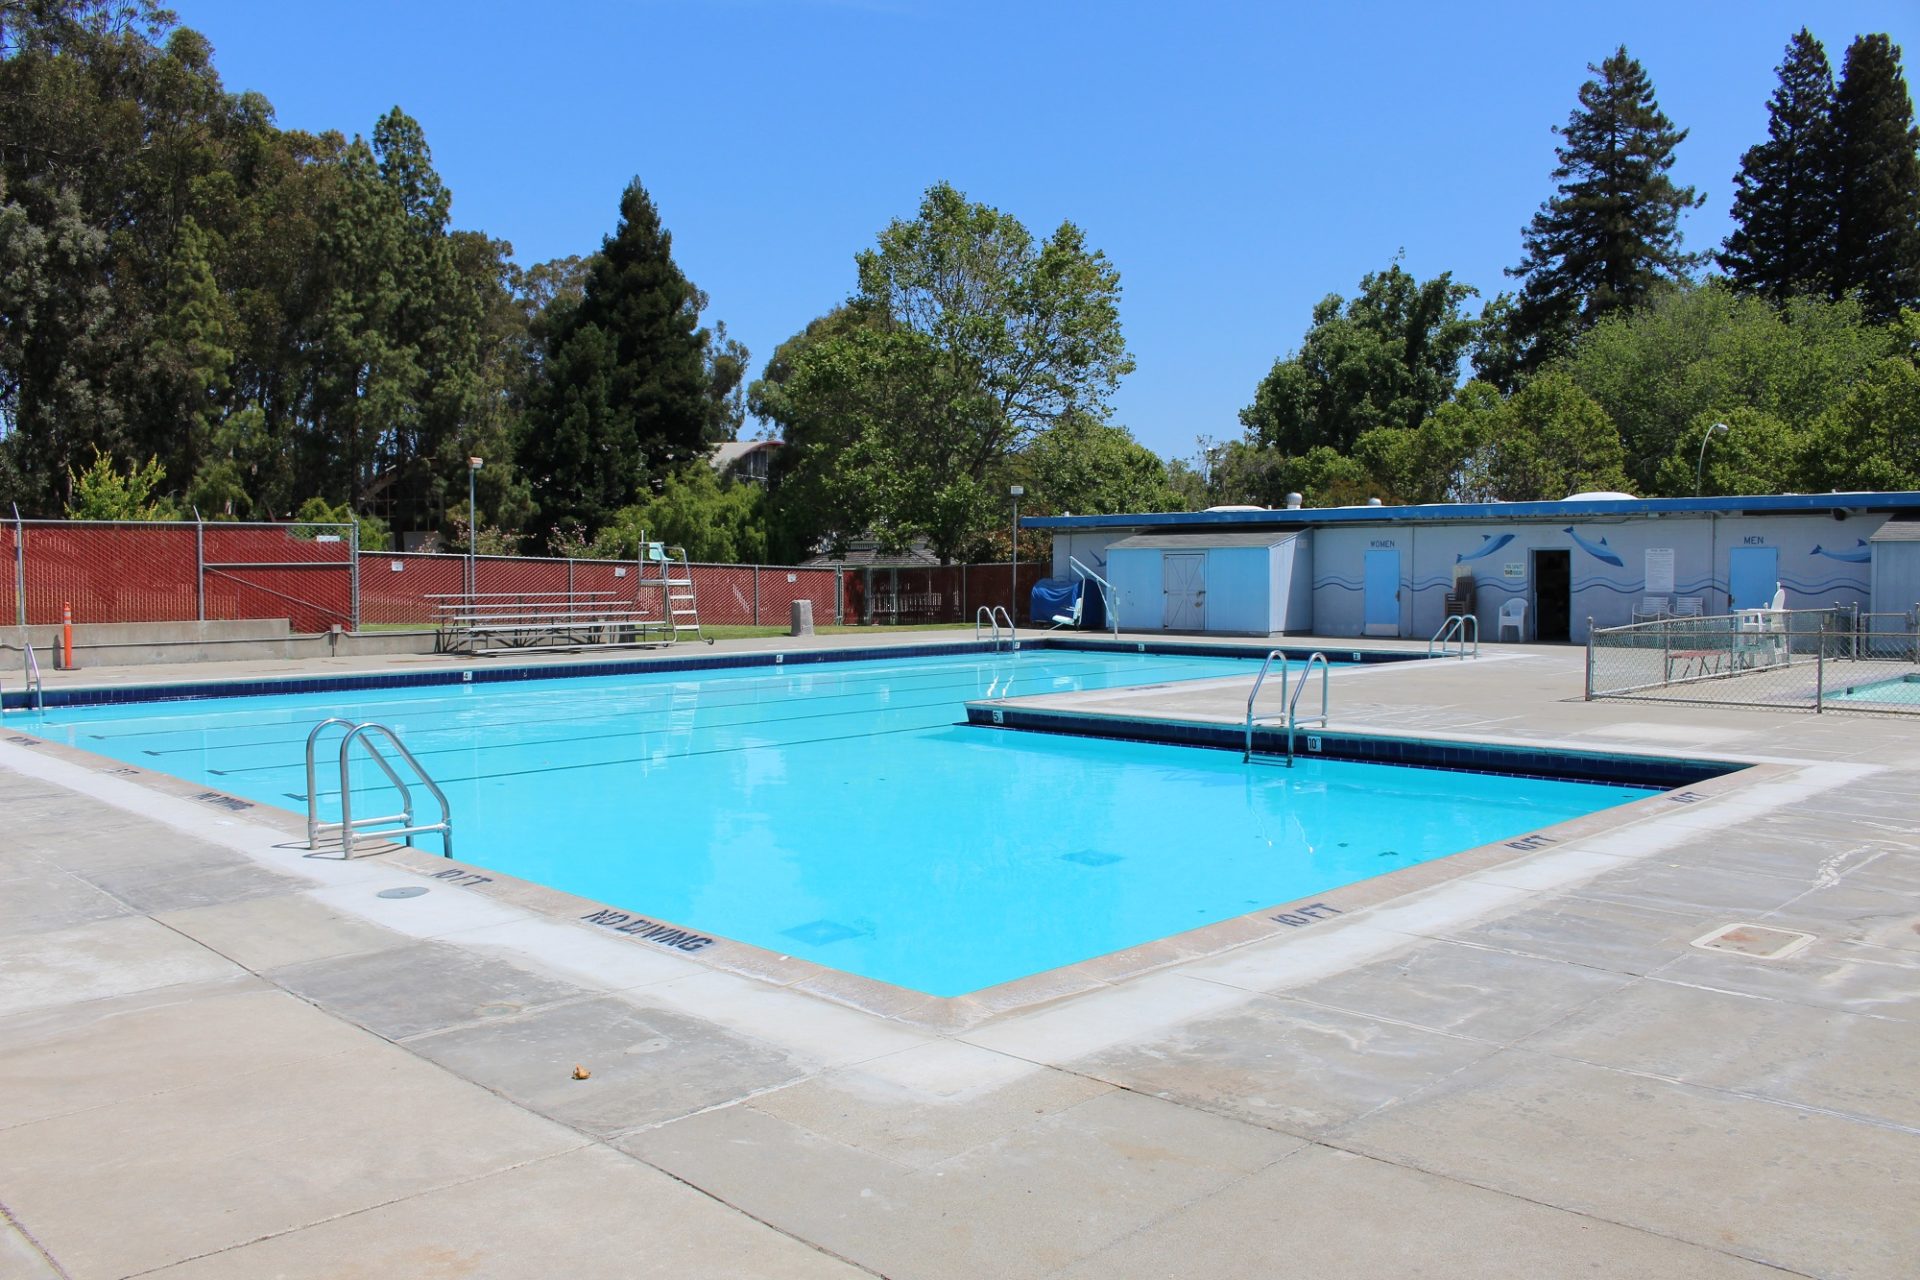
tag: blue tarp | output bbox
[1029,577,1081,625]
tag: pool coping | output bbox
[1,693,1777,1033]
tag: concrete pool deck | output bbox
[2,634,1916,1278]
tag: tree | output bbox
[1720,30,1838,303]
[519,180,713,543]
[64,447,175,520]
[858,182,1131,443]
[1651,407,1806,497]
[1803,350,1920,491]
[758,183,1133,560]
[1504,47,1704,373]
[1020,415,1181,516]
[1240,261,1478,455]
[1465,372,1628,501]
[1557,281,1897,491]
[1830,34,1920,320]
[580,465,768,564]
[1359,381,1510,504]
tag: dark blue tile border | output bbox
[1,636,1429,712]
[964,705,1736,789]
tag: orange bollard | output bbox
[61,600,73,670]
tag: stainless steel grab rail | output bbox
[1428,613,1479,660]
[1246,650,1332,767]
[304,718,453,858]
[1244,649,1291,760]
[1284,652,1331,764]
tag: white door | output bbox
[1163,553,1206,630]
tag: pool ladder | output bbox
[8,636,44,713]
[1245,650,1330,767]
[974,605,1018,653]
[304,718,453,858]
[1429,613,1479,660]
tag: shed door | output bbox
[1363,549,1401,637]
[1163,553,1206,630]
[1729,546,1779,611]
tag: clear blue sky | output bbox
[176,0,1919,465]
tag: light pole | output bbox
[1009,485,1024,622]
[1694,423,1729,496]
[467,456,484,601]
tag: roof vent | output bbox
[1366,497,1383,507]
[1284,492,1303,510]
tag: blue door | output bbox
[1728,546,1779,610]
[1364,549,1400,636]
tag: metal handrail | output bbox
[1067,556,1120,638]
[1284,652,1332,764]
[304,718,453,858]
[1428,613,1479,660]
[993,605,1017,652]
[975,605,1017,652]
[23,637,43,712]
[1244,649,1291,760]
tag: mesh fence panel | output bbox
[1588,608,1920,716]
[200,522,354,631]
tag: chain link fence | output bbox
[1587,606,1920,715]
[5,516,355,632]
[7,516,1059,637]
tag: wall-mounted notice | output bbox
[1502,562,1525,579]
[1646,547,1675,593]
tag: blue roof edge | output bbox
[1022,491,1920,530]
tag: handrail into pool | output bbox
[974,606,1018,653]
[1244,649,1292,761]
[1067,556,1121,638]
[1285,652,1332,764]
[1246,650,1332,767]
[21,635,43,713]
[1429,613,1479,660]
[305,718,453,858]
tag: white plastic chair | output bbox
[1632,594,1672,623]
[1673,596,1703,618]
[1497,598,1528,642]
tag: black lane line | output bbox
[98,654,1170,752]
[114,657,1235,762]
[217,684,1017,778]
[78,652,1046,741]
[294,720,942,803]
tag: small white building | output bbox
[1033,491,1920,642]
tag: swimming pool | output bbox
[20,647,1653,995]
[1830,673,1920,706]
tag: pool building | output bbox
[1035,490,1920,641]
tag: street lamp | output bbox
[467,456,484,601]
[1694,423,1729,496]
[1009,485,1024,623]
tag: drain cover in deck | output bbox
[1691,922,1815,960]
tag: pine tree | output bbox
[1831,34,1920,321]
[1720,30,1837,303]
[519,180,712,542]
[1504,47,1704,374]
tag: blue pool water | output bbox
[23,649,1650,995]
[1831,674,1920,705]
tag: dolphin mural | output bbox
[1562,527,1625,568]
[1811,539,1871,564]
[1455,533,1516,564]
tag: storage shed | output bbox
[1104,530,1312,635]
[1869,521,1920,630]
